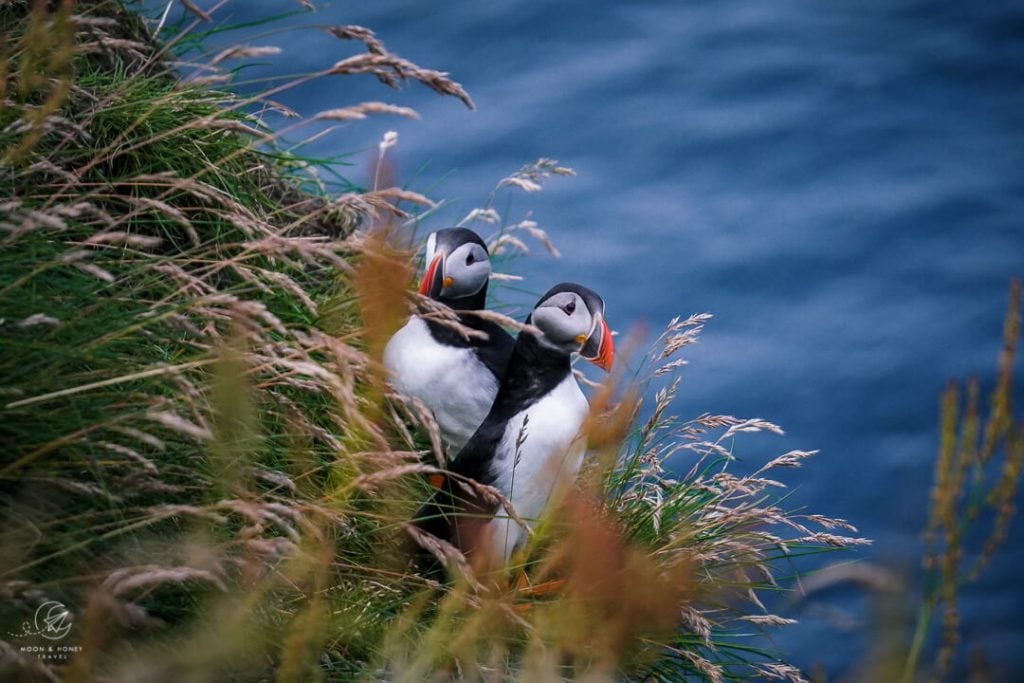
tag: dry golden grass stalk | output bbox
[179,0,212,22]
[351,233,413,364]
[314,102,420,121]
[210,45,281,65]
[326,24,386,56]
[327,54,474,110]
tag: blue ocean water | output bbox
[146,0,1024,677]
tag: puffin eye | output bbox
[562,300,576,315]
[466,252,475,266]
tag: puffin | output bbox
[384,228,515,452]
[415,282,614,568]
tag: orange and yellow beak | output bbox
[581,317,614,372]
[419,253,445,297]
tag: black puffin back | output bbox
[423,314,514,379]
[474,319,515,378]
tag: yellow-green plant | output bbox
[900,280,1022,682]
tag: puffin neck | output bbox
[437,287,487,312]
[420,287,501,349]
[489,325,571,414]
[512,328,570,371]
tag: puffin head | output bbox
[529,282,614,371]
[419,228,491,307]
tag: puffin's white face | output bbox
[531,288,613,370]
[421,231,491,301]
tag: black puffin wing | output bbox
[448,417,506,486]
[413,487,454,543]
[413,418,503,542]
[472,320,515,380]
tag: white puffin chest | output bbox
[383,316,499,452]
[486,374,590,562]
